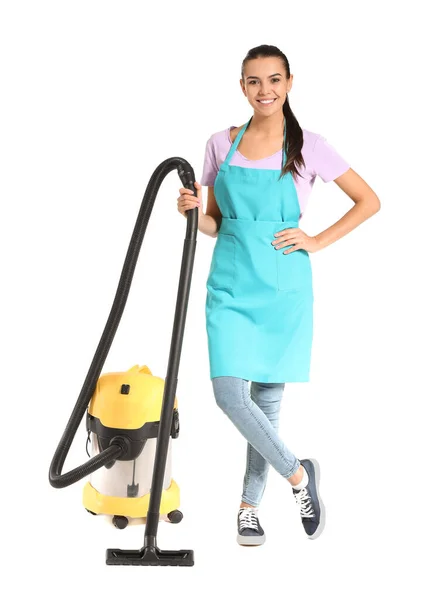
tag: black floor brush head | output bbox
[106,545,194,566]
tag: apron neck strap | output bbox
[223,116,288,168]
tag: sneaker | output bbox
[292,458,325,540]
[237,507,266,546]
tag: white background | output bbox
[1,0,428,597]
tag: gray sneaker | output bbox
[237,507,266,546]
[292,458,326,540]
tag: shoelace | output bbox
[294,487,315,518]
[238,507,259,531]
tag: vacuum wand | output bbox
[144,166,198,539]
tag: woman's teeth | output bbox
[258,99,276,105]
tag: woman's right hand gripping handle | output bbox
[177,182,204,220]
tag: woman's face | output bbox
[240,57,292,116]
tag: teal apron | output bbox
[205,116,313,383]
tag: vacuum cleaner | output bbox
[49,156,199,567]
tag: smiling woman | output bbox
[177,43,380,547]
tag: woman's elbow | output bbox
[372,194,381,214]
[363,193,381,216]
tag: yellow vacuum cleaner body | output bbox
[83,364,181,528]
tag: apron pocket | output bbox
[276,248,313,292]
[207,233,236,291]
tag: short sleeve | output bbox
[312,135,350,183]
[200,135,218,186]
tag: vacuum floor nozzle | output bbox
[106,545,194,567]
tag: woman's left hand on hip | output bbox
[272,228,321,254]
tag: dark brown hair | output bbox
[241,44,305,181]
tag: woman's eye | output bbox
[249,78,280,84]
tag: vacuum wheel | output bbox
[112,515,129,529]
[167,510,183,524]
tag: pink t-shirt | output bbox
[200,125,350,218]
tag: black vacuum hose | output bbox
[49,157,198,489]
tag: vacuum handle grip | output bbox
[178,166,198,197]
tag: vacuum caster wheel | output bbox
[112,515,129,529]
[86,509,96,515]
[167,510,183,524]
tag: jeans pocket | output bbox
[276,247,313,292]
[207,233,236,291]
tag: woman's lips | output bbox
[257,98,277,105]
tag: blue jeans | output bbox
[212,376,301,507]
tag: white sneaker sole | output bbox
[237,533,266,546]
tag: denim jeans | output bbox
[212,376,301,507]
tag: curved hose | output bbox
[49,157,198,489]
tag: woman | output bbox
[177,44,380,546]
